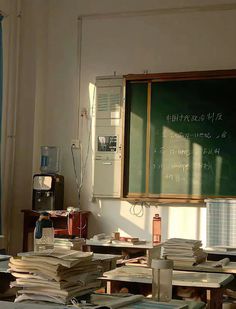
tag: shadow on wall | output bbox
[87,199,204,242]
[88,200,152,239]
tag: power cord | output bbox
[130,203,144,217]
[71,143,82,210]
[71,85,95,205]
[129,201,160,217]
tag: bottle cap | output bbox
[40,211,50,217]
[35,215,53,239]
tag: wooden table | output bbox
[91,293,206,309]
[0,298,200,309]
[100,265,234,309]
[174,260,236,274]
[86,239,161,265]
[0,259,15,299]
[0,302,67,308]
[21,209,90,252]
[205,249,236,262]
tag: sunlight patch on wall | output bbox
[117,229,132,238]
[167,207,198,239]
[120,204,146,230]
[192,143,202,195]
[98,199,102,213]
[161,127,190,194]
[215,155,222,195]
[118,204,151,239]
[89,82,96,116]
[89,82,96,200]
[199,207,207,247]
[131,112,145,148]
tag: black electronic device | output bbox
[32,174,64,211]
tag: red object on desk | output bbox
[152,214,161,244]
[21,209,90,252]
[54,211,89,238]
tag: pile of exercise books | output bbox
[162,238,207,266]
[54,237,85,251]
[8,249,101,305]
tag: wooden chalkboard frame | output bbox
[122,69,236,203]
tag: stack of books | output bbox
[112,237,146,245]
[162,238,207,266]
[54,237,85,251]
[8,249,101,305]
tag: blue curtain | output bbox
[0,15,3,234]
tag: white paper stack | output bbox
[54,237,85,251]
[8,249,101,305]
[163,238,207,266]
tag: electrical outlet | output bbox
[81,107,88,118]
[71,139,80,149]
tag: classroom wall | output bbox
[8,0,236,254]
[0,0,19,250]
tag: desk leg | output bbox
[106,281,123,294]
[207,288,224,309]
[22,214,29,252]
[107,281,116,294]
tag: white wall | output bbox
[0,0,20,250]
[8,0,236,253]
[78,1,236,245]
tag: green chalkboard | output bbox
[126,82,147,193]
[124,73,236,200]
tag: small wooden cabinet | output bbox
[21,209,90,252]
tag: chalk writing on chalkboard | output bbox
[166,112,223,123]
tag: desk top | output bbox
[0,298,202,309]
[101,266,234,288]
[0,302,66,309]
[174,260,236,274]
[91,294,189,309]
[205,249,236,256]
[0,260,9,273]
[86,239,160,249]
[21,209,90,217]
[0,255,11,273]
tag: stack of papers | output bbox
[8,249,101,305]
[163,238,207,266]
[54,237,85,251]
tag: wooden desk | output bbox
[0,298,202,309]
[205,249,236,262]
[92,253,122,272]
[86,239,161,265]
[100,266,234,309]
[174,261,236,274]
[0,259,15,300]
[0,301,67,308]
[91,293,205,309]
[21,209,90,252]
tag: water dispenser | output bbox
[40,146,60,174]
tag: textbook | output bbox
[9,249,102,305]
[18,249,93,268]
[163,238,207,266]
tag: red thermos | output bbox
[152,214,161,243]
